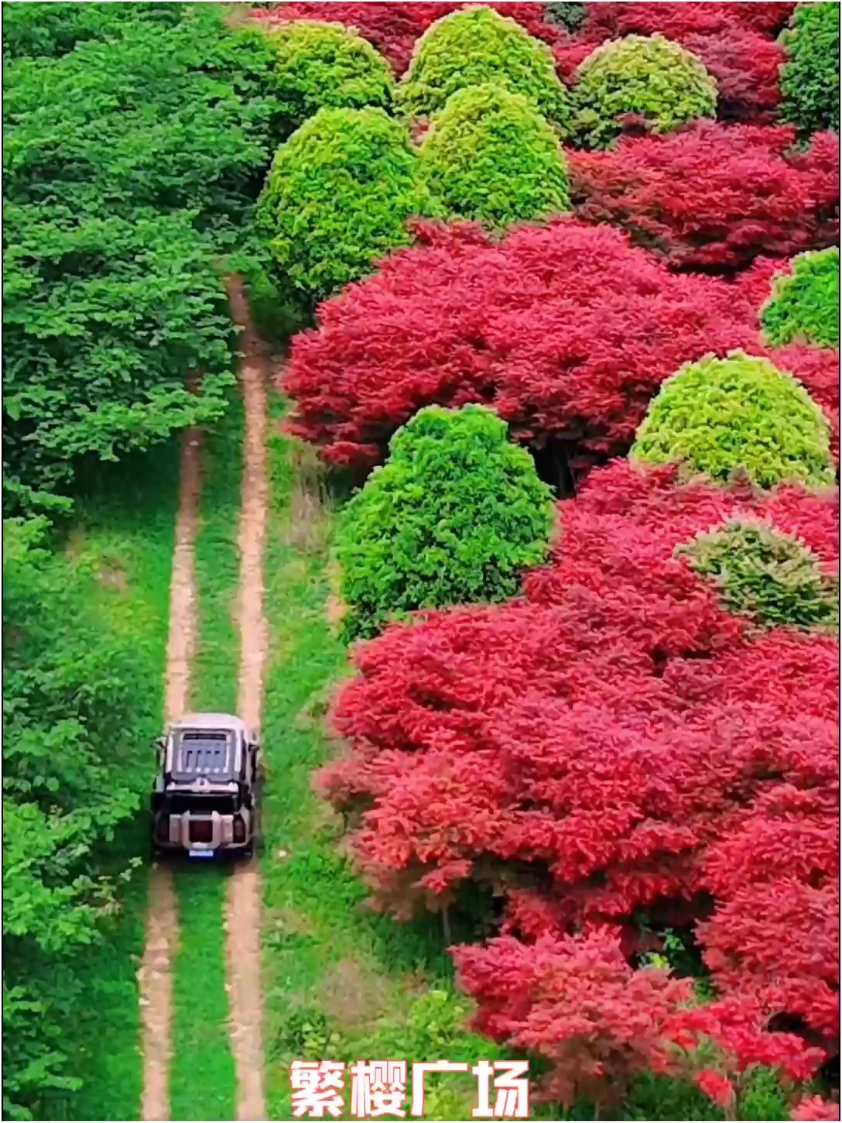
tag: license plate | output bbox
[189,849,214,859]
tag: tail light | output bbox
[233,816,246,843]
[157,817,169,842]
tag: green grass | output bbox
[260,394,500,1122]
[51,442,181,1121]
[168,396,243,1120]
[169,866,237,1122]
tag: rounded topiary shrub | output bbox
[572,34,718,148]
[395,7,571,130]
[336,404,555,640]
[678,518,839,631]
[632,351,835,488]
[417,84,571,230]
[256,107,438,310]
[780,1,840,135]
[262,21,394,139]
[761,248,840,349]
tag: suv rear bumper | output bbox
[154,809,253,854]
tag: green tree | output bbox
[632,351,835,489]
[678,518,839,631]
[256,106,439,311]
[418,83,571,230]
[761,247,840,349]
[780,1,840,135]
[259,20,394,140]
[572,34,717,148]
[395,6,571,130]
[337,405,555,640]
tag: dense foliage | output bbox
[417,84,570,230]
[678,518,839,631]
[318,460,839,1104]
[780,1,840,136]
[3,5,279,512]
[256,107,438,311]
[3,519,159,1117]
[569,123,840,273]
[258,20,394,140]
[395,7,570,128]
[571,34,717,148]
[761,248,840,349]
[283,218,788,469]
[336,405,554,640]
[1,1,187,60]
[632,351,835,489]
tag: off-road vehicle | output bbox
[151,713,262,860]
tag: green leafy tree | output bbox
[2,518,157,1117]
[761,247,840,349]
[678,518,839,631]
[780,1,840,135]
[632,351,835,489]
[259,20,394,140]
[256,106,439,311]
[395,6,571,130]
[336,405,555,640]
[572,34,717,148]
[1,1,186,60]
[3,6,279,513]
[418,83,570,230]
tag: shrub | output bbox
[569,123,839,273]
[633,351,835,489]
[417,84,570,230]
[678,519,839,631]
[543,2,587,33]
[780,1,840,135]
[571,34,717,148]
[282,218,767,469]
[395,7,570,129]
[336,405,554,640]
[258,20,393,139]
[761,248,840,349]
[682,30,785,124]
[256,107,438,310]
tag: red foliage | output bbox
[452,929,695,1107]
[453,930,824,1110]
[580,3,796,40]
[569,124,840,273]
[283,218,771,469]
[318,463,839,1057]
[793,1096,841,1121]
[683,31,784,124]
[250,2,560,73]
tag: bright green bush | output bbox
[417,84,570,230]
[256,107,439,310]
[395,6,571,130]
[632,351,835,488]
[678,518,839,631]
[1,1,186,59]
[571,33,717,148]
[261,21,394,140]
[337,405,555,640]
[761,247,840,349]
[780,1,840,135]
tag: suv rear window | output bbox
[164,794,237,815]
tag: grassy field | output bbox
[169,396,243,1121]
[53,444,180,1122]
[259,394,509,1122]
